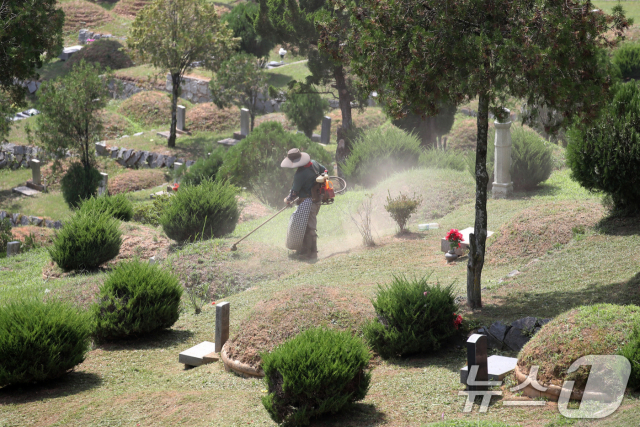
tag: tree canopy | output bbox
[222,2,276,63]
[323,0,630,308]
[128,0,237,147]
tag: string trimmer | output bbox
[230,198,299,251]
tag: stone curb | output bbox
[0,211,62,229]
[220,343,265,378]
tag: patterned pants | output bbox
[302,202,321,254]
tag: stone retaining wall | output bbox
[95,142,195,170]
[166,74,212,104]
[0,144,45,170]
[0,211,63,229]
[107,78,145,100]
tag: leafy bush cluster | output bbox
[466,124,553,191]
[48,209,122,271]
[281,92,330,138]
[620,324,640,390]
[612,42,640,80]
[61,162,103,208]
[0,218,13,258]
[80,194,133,221]
[0,300,92,387]
[174,147,226,186]
[364,276,459,358]
[132,194,171,226]
[160,179,240,243]
[218,122,333,207]
[93,259,183,341]
[567,81,640,213]
[341,125,422,186]
[65,39,134,71]
[261,327,371,426]
[384,191,423,233]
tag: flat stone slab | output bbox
[441,227,494,252]
[12,186,39,197]
[179,341,217,367]
[460,355,518,385]
[218,138,239,147]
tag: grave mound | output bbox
[118,91,172,127]
[517,304,640,391]
[487,200,604,265]
[108,168,167,195]
[65,39,133,71]
[99,110,135,139]
[112,0,152,17]
[186,103,239,133]
[59,1,113,32]
[224,285,374,369]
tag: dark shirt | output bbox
[288,160,327,200]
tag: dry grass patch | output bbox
[118,91,172,127]
[112,0,152,17]
[487,200,605,265]
[58,0,114,32]
[225,285,374,369]
[107,168,168,194]
[186,103,239,133]
[10,225,55,247]
[99,109,135,139]
[518,304,640,389]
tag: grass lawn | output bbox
[265,61,312,89]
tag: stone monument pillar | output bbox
[177,105,186,131]
[321,116,331,145]
[98,172,108,196]
[215,302,230,353]
[492,109,513,199]
[240,108,250,137]
[7,241,20,258]
[30,159,41,186]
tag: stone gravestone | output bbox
[177,105,186,131]
[7,241,20,258]
[465,334,488,391]
[492,108,513,199]
[30,159,41,185]
[98,173,108,196]
[240,108,250,137]
[321,116,331,145]
[215,302,230,353]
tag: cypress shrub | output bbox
[93,259,183,341]
[61,162,103,209]
[281,92,330,138]
[419,148,467,171]
[217,121,333,207]
[0,300,92,386]
[0,218,12,258]
[364,276,459,358]
[132,194,171,226]
[341,125,422,186]
[613,42,640,80]
[510,125,553,190]
[79,193,133,221]
[160,179,239,243]
[175,147,226,186]
[620,325,640,390]
[567,82,640,213]
[48,210,122,271]
[261,327,371,426]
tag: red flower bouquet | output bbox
[453,314,463,330]
[445,229,464,249]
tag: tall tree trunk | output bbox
[334,64,352,177]
[169,73,180,148]
[467,93,490,309]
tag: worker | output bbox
[279,47,287,62]
[281,148,327,260]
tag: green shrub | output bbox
[0,218,12,258]
[392,103,456,147]
[466,124,553,191]
[61,162,103,209]
[160,179,240,243]
[364,275,459,358]
[261,327,371,426]
[281,92,330,138]
[93,259,183,341]
[567,82,640,213]
[132,194,171,226]
[222,2,275,59]
[341,125,422,186]
[48,210,122,271]
[217,121,333,207]
[65,39,134,71]
[620,325,640,390]
[79,193,133,221]
[419,148,466,171]
[384,191,423,233]
[613,42,640,80]
[0,300,92,386]
[175,147,226,186]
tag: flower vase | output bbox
[445,247,458,262]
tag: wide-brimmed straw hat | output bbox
[281,148,310,168]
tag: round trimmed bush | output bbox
[79,193,133,221]
[261,327,371,426]
[364,275,459,358]
[621,325,640,390]
[281,92,330,138]
[613,42,640,80]
[0,300,92,386]
[48,210,122,271]
[160,179,239,243]
[61,162,103,209]
[92,259,183,341]
[567,82,640,213]
[217,121,333,207]
[342,125,422,186]
[510,125,554,190]
[65,39,134,71]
